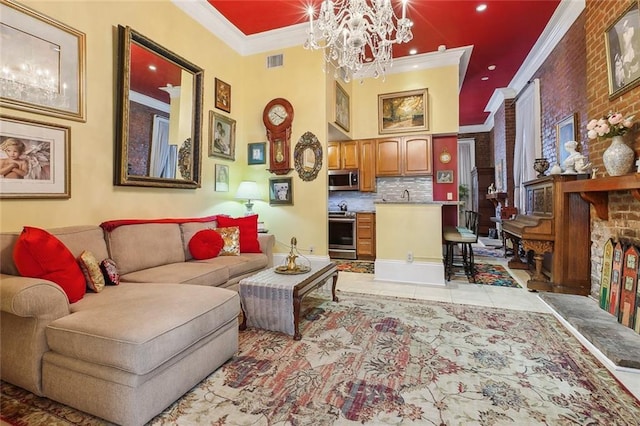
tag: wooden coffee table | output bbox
[239,260,338,340]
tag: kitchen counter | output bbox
[374,203,445,286]
[374,200,463,205]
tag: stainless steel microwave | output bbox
[328,169,359,191]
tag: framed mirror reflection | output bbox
[115,25,203,188]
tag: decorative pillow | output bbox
[100,258,120,286]
[13,226,86,303]
[215,226,240,256]
[77,250,105,293]
[216,215,262,253]
[189,229,224,260]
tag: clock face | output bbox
[439,150,451,164]
[268,105,288,126]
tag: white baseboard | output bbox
[374,259,446,286]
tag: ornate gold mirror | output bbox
[115,25,203,188]
[294,131,323,182]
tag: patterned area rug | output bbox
[474,263,521,288]
[334,259,374,274]
[2,293,639,425]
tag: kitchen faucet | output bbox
[402,189,410,202]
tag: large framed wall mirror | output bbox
[115,25,203,188]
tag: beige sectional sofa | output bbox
[0,217,275,425]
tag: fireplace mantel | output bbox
[562,174,640,220]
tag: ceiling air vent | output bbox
[266,54,284,69]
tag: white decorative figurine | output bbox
[562,140,591,174]
[636,158,640,173]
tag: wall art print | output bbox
[605,2,640,98]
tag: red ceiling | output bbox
[208,0,561,127]
[130,43,183,104]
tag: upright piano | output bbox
[502,175,590,295]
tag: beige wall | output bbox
[1,0,459,257]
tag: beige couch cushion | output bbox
[180,221,217,261]
[192,253,268,277]
[45,283,239,375]
[105,223,185,275]
[120,262,230,286]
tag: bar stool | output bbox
[443,211,479,282]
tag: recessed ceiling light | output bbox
[488,65,496,71]
[476,4,487,12]
[148,65,157,71]
[409,48,417,55]
[481,76,489,81]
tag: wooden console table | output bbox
[562,174,640,220]
[486,192,507,207]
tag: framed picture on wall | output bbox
[0,115,70,198]
[214,78,231,113]
[436,170,454,184]
[335,82,350,132]
[248,142,266,165]
[208,111,236,160]
[269,177,293,205]
[378,89,428,134]
[214,163,229,192]
[604,2,640,98]
[555,113,578,166]
[0,0,86,121]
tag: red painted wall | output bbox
[433,135,459,226]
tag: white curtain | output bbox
[457,139,474,212]
[150,115,170,178]
[513,79,541,213]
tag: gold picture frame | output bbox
[0,115,70,198]
[335,82,350,132]
[378,88,428,134]
[555,113,578,166]
[208,111,236,161]
[604,2,640,99]
[0,0,86,121]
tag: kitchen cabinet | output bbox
[356,212,376,259]
[359,139,376,192]
[328,141,359,170]
[375,135,432,176]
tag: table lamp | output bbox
[235,181,262,216]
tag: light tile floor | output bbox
[334,255,640,400]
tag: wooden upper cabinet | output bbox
[376,138,403,176]
[328,140,359,170]
[359,139,376,192]
[327,142,341,170]
[376,135,432,176]
[404,136,432,175]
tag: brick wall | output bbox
[459,131,493,169]
[585,0,640,298]
[491,102,516,202]
[534,12,589,166]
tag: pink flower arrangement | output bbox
[586,112,635,139]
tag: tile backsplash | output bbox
[328,177,433,212]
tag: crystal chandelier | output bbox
[304,0,413,82]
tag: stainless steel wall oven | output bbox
[328,211,357,259]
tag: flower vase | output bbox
[602,136,634,176]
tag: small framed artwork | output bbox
[378,88,428,134]
[0,0,86,121]
[0,115,70,198]
[208,111,236,160]
[604,2,640,98]
[269,177,293,205]
[555,113,578,165]
[436,170,454,184]
[214,163,229,192]
[335,82,350,132]
[214,78,231,113]
[248,142,266,165]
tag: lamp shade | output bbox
[235,181,261,201]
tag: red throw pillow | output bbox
[13,226,86,303]
[189,229,224,259]
[216,215,262,253]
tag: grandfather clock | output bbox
[263,98,294,175]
